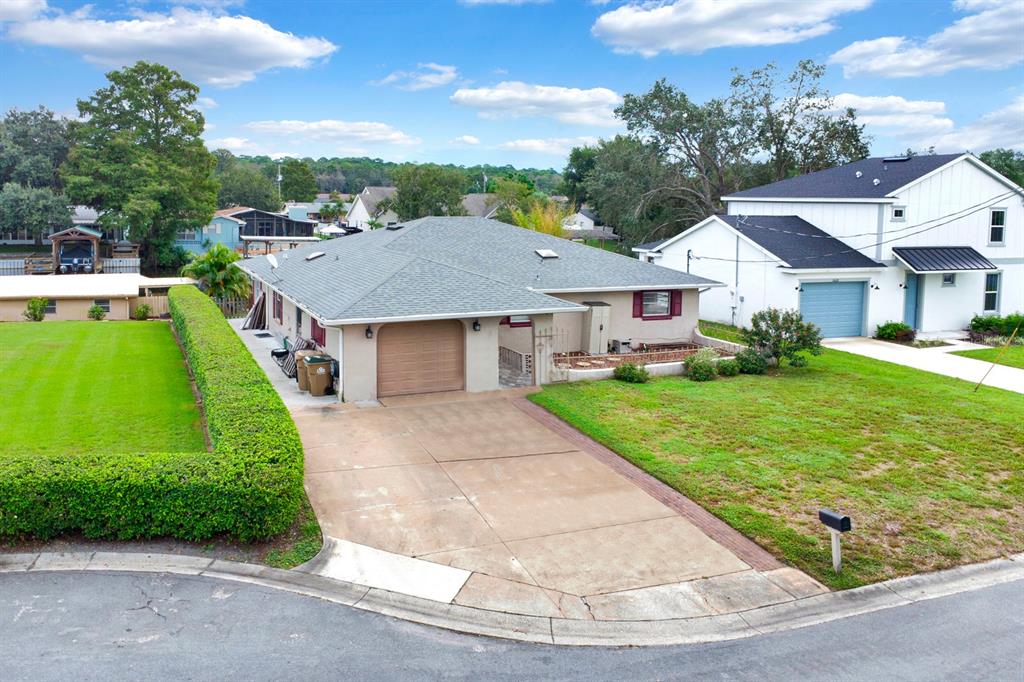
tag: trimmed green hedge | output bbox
[0,286,304,541]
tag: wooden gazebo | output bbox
[49,226,102,274]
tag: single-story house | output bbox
[236,216,722,402]
[0,274,195,321]
[637,153,1023,336]
[564,207,620,242]
[346,187,398,230]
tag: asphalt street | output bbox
[1,570,1021,681]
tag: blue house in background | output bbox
[175,210,246,254]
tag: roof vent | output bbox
[872,178,881,186]
[305,251,325,261]
[882,156,911,162]
[535,248,559,259]
[855,171,863,178]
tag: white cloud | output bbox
[923,96,1024,152]
[499,137,599,155]
[196,96,218,109]
[0,0,46,22]
[831,93,955,135]
[592,0,871,56]
[451,81,621,126]
[5,7,337,87]
[373,63,459,91]
[205,136,298,159]
[245,119,421,146]
[450,135,481,145]
[830,0,1024,77]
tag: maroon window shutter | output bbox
[632,291,643,318]
[670,290,682,317]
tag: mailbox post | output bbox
[818,509,852,573]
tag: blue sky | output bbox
[1,0,1021,170]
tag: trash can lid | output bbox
[305,355,332,363]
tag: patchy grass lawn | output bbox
[530,349,1024,589]
[0,321,206,455]
[699,319,745,344]
[953,345,1024,370]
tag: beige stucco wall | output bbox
[549,290,699,350]
[497,323,533,354]
[464,317,500,394]
[0,297,131,322]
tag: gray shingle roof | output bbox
[460,193,501,217]
[893,246,996,272]
[633,237,671,252]
[237,216,721,323]
[726,154,963,200]
[718,215,881,269]
[360,186,397,215]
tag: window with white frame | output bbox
[984,273,1000,313]
[941,273,956,287]
[989,209,1006,245]
[93,299,110,312]
[176,229,198,241]
[891,206,906,222]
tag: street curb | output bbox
[2,551,1022,647]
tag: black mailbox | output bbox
[818,509,852,532]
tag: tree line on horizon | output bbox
[2,59,1022,273]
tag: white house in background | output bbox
[346,186,398,229]
[635,153,1023,337]
[563,206,620,243]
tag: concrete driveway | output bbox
[293,392,824,619]
[824,338,1024,394]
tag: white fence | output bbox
[102,258,140,273]
[0,260,24,276]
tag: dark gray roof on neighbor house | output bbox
[718,215,882,269]
[237,216,721,324]
[633,237,671,252]
[579,207,599,223]
[460,193,501,217]
[893,246,996,273]
[359,186,397,215]
[725,154,963,200]
[567,227,620,241]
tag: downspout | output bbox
[732,234,740,327]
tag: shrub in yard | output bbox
[613,362,650,383]
[0,285,303,542]
[741,308,823,366]
[684,347,719,382]
[735,348,768,375]
[133,303,152,320]
[717,358,740,376]
[87,304,106,321]
[23,297,47,321]
[875,321,915,342]
[970,313,1023,337]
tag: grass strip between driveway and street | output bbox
[529,349,1024,589]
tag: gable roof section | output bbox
[358,186,397,216]
[461,193,501,218]
[718,215,882,269]
[724,154,964,200]
[633,237,671,252]
[237,216,721,324]
[893,246,996,273]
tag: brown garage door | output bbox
[377,320,465,397]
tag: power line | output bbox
[692,194,1016,265]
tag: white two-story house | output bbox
[634,153,1023,337]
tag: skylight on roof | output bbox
[305,251,325,261]
[882,156,911,162]
[535,249,559,259]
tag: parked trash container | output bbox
[294,350,318,391]
[305,355,333,396]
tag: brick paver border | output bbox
[513,397,782,571]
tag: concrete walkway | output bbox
[825,337,1024,394]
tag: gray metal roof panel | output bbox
[727,154,963,200]
[892,246,996,272]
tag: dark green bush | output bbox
[87,304,106,321]
[23,297,47,321]
[970,313,1023,336]
[735,348,768,375]
[741,308,822,366]
[613,362,650,384]
[684,348,719,382]
[875,321,915,342]
[0,285,304,541]
[717,358,740,376]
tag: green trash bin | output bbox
[305,355,334,396]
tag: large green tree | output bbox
[61,61,217,273]
[217,162,281,211]
[979,149,1024,188]
[0,182,72,246]
[559,145,598,206]
[280,158,317,201]
[388,164,467,220]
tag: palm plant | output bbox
[180,243,251,300]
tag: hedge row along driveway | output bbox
[0,286,304,541]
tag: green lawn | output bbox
[530,350,1024,588]
[0,321,206,455]
[699,319,745,344]
[952,345,1024,369]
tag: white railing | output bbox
[0,259,25,276]
[499,346,533,374]
[102,258,140,273]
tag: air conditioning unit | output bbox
[610,339,631,354]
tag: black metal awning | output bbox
[892,246,996,273]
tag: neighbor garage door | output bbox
[799,281,866,338]
[377,320,465,397]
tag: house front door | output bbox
[903,272,919,329]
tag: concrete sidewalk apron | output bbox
[291,393,824,622]
[824,338,1024,394]
[2,552,1022,647]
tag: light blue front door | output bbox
[799,281,866,338]
[903,272,919,329]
